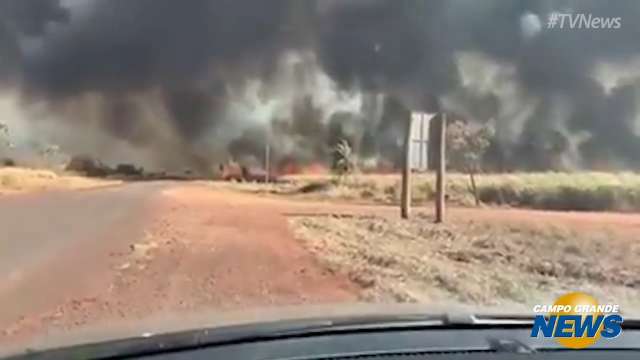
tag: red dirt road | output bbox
[0,184,358,348]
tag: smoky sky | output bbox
[2,0,640,171]
[23,0,290,95]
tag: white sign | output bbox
[410,112,435,171]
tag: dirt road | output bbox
[1,181,639,349]
[0,182,358,347]
[0,183,162,324]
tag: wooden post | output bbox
[435,113,447,223]
[419,114,425,170]
[401,112,413,219]
[265,142,271,183]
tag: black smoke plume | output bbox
[3,0,640,172]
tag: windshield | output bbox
[1,0,639,355]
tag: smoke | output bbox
[2,0,640,172]
[2,0,297,172]
[0,0,68,84]
[315,0,454,112]
[314,0,640,170]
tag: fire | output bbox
[278,160,329,175]
[299,163,329,175]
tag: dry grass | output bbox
[220,172,640,212]
[290,214,640,314]
[0,167,121,194]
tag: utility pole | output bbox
[435,113,447,223]
[401,112,413,219]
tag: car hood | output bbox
[2,301,537,357]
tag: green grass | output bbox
[282,172,640,212]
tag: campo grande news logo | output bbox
[530,292,623,349]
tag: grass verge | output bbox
[290,214,640,313]
[0,167,121,194]
[222,172,640,212]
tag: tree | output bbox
[447,120,495,206]
[0,122,15,166]
[0,122,14,151]
[39,144,63,166]
[1,122,8,146]
[332,139,356,182]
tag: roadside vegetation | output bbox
[290,214,640,313]
[217,171,640,213]
[0,167,121,194]
[1,122,124,193]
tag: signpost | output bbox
[401,111,447,222]
[265,142,271,183]
[401,112,413,219]
[435,113,446,223]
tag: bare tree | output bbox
[447,120,495,206]
[39,144,63,167]
[40,144,58,156]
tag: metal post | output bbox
[435,113,447,223]
[401,112,413,219]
